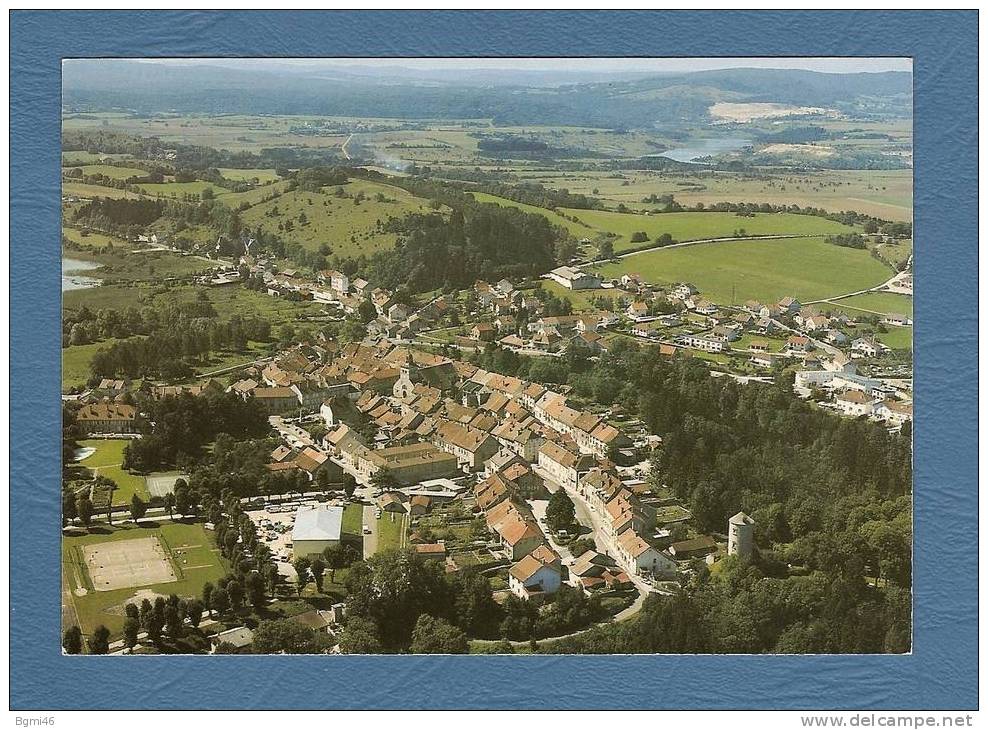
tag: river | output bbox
[62,257,102,291]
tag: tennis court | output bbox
[82,536,177,592]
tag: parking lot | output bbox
[245,499,348,580]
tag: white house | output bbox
[834,390,876,417]
[508,547,562,601]
[616,531,677,578]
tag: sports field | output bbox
[146,472,188,499]
[83,536,177,591]
[62,522,227,639]
[595,236,893,306]
[76,439,150,506]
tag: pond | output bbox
[62,257,102,291]
[650,136,751,164]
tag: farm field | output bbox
[596,236,893,306]
[514,168,913,221]
[216,168,282,183]
[76,439,150,506]
[62,227,130,250]
[240,179,439,257]
[559,208,856,251]
[62,182,143,200]
[62,521,227,639]
[62,151,135,166]
[65,164,147,180]
[215,180,291,208]
[833,292,913,317]
[135,181,231,198]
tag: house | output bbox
[852,338,884,358]
[253,386,300,414]
[616,531,677,578]
[668,535,718,560]
[413,543,448,561]
[470,323,496,342]
[211,626,254,653]
[834,389,876,417]
[433,421,499,471]
[75,402,138,435]
[289,609,335,634]
[509,547,563,601]
[678,335,726,353]
[378,492,406,513]
[750,353,777,369]
[875,399,913,427]
[387,303,410,323]
[537,441,595,490]
[625,301,649,321]
[292,505,343,557]
[408,495,432,516]
[672,283,698,300]
[547,266,602,290]
[778,296,801,313]
[785,335,813,353]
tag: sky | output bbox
[137,57,911,75]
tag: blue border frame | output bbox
[10,10,978,710]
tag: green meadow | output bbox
[76,439,150,506]
[596,236,892,305]
[560,208,856,251]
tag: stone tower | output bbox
[728,512,755,559]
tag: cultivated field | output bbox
[595,236,893,305]
[65,164,147,180]
[62,182,143,200]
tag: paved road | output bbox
[361,505,378,559]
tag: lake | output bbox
[652,136,751,163]
[62,257,102,291]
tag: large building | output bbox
[75,402,138,435]
[547,266,602,290]
[362,442,459,484]
[292,505,344,557]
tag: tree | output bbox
[123,617,141,652]
[293,557,312,595]
[88,625,111,655]
[163,492,176,519]
[63,626,83,655]
[62,491,78,526]
[310,557,327,592]
[597,238,615,259]
[342,474,358,499]
[323,543,357,582]
[130,494,148,523]
[245,571,267,608]
[370,467,399,493]
[252,619,324,654]
[409,614,469,654]
[545,489,576,533]
[316,468,331,491]
[76,494,93,527]
[338,616,384,654]
[211,587,230,615]
[185,599,204,629]
[201,582,214,615]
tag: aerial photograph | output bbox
[60,57,913,656]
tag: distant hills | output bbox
[62,60,912,128]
